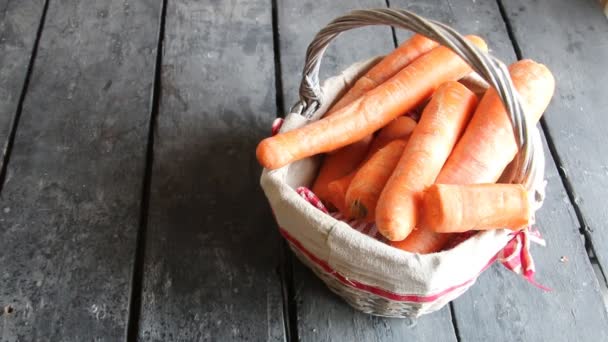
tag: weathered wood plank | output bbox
[0,0,46,174]
[278,1,458,341]
[136,1,285,341]
[391,1,608,340]
[0,0,161,340]
[501,0,608,286]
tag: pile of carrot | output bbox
[257,33,555,254]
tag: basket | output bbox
[260,8,547,318]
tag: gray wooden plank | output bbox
[501,0,608,289]
[391,0,608,340]
[136,1,285,341]
[0,0,45,174]
[278,1,458,341]
[0,0,161,341]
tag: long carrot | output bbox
[437,59,556,185]
[257,36,488,170]
[391,59,555,254]
[311,136,372,209]
[390,227,451,254]
[346,139,408,221]
[420,184,531,233]
[375,81,478,241]
[311,35,437,203]
[327,34,439,114]
[325,117,417,214]
[367,117,417,155]
[325,173,354,216]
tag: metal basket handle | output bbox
[292,8,538,189]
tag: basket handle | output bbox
[292,8,538,189]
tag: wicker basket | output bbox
[260,8,546,318]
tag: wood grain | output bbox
[501,0,608,280]
[136,0,285,340]
[0,0,46,174]
[0,0,162,340]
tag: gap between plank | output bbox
[271,0,286,116]
[0,0,50,193]
[271,0,297,341]
[495,0,608,293]
[448,302,462,342]
[278,240,297,342]
[125,0,167,340]
[536,117,608,284]
[384,0,399,47]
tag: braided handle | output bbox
[292,8,540,189]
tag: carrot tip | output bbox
[256,138,290,170]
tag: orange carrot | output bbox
[311,135,372,208]
[257,36,487,170]
[437,59,556,185]
[311,35,437,202]
[376,81,479,241]
[392,59,555,254]
[420,184,531,233]
[325,117,417,214]
[390,227,453,254]
[367,116,417,155]
[327,34,439,114]
[346,139,408,221]
[326,173,356,216]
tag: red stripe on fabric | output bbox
[271,118,284,136]
[279,228,497,303]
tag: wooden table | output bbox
[1,0,608,341]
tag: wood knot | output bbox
[4,305,14,315]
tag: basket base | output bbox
[287,242,471,318]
